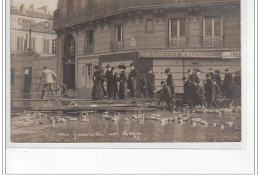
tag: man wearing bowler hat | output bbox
[128,63,138,99]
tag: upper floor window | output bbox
[169,18,186,38]
[115,25,123,41]
[85,30,94,53]
[203,17,223,47]
[52,39,56,54]
[43,39,49,53]
[16,36,24,51]
[146,19,153,33]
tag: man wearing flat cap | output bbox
[105,64,113,99]
[128,63,138,99]
[156,81,173,112]
[223,68,233,98]
[165,68,175,98]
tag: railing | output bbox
[111,41,124,52]
[168,37,187,47]
[53,0,239,29]
[86,43,94,54]
[203,35,223,47]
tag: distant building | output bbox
[10,2,57,97]
[53,0,240,98]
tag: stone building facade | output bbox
[11,3,57,96]
[53,0,240,98]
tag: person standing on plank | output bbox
[110,67,118,100]
[223,68,233,98]
[165,68,175,98]
[128,63,138,99]
[40,66,57,99]
[146,69,156,98]
[118,64,128,100]
[183,77,195,109]
[140,74,147,99]
[204,74,218,108]
[92,65,104,100]
[105,64,113,99]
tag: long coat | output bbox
[166,73,175,97]
[223,73,233,97]
[92,71,104,100]
[140,76,147,94]
[147,73,155,91]
[234,75,241,86]
[105,70,113,93]
[118,71,128,99]
[42,69,56,84]
[128,69,138,97]
[183,81,195,104]
[215,74,222,89]
[111,72,118,92]
[204,79,217,103]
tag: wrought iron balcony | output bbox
[168,37,187,47]
[203,35,223,47]
[53,0,239,30]
[111,41,124,52]
[86,43,94,54]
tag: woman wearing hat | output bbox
[128,63,138,99]
[105,64,113,99]
[118,64,128,99]
[92,65,105,100]
[183,77,195,109]
[204,74,218,108]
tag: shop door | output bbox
[23,67,32,92]
[63,64,75,89]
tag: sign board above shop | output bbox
[138,51,240,59]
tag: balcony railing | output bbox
[53,0,239,29]
[168,37,187,47]
[111,41,124,52]
[203,35,223,47]
[86,43,94,54]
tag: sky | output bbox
[12,0,58,13]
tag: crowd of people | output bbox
[91,63,241,110]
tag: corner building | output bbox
[54,0,240,98]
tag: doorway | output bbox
[63,64,75,89]
[23,67,32,92]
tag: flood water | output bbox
[11,111,241,143]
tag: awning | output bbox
[99,52,138,62]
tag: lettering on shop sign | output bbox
[138,51,240,59]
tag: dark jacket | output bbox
[215,74,222,88]
[183,80,195,104]
[156,84,172,100]
[92,71,104,100]
[128,69,138,97]
[223,72,233,97]
[111,72,118,92]
[234,75,241,86]
[147,73,156,91]
[140,76,147,93]
[204,79,217,103]
[105,70,113,93]
[118,71,128,99]
[166,73,175,96]
[188,73,196,82]
[209,72,216,81]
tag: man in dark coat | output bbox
[204,74,218,108]
[194,69,203,107]
[128,63,138,99]
[214,70,222,90]
[105,64,113,99]
[188,69,195,82]
[156,81,173,112]
[110,67,118,100]
[165,68,175,98]
[183,77,195,109]
[146,69,156,98]
[208,68,216,82]
[118,64,128,100]
[223,68,233,98]
[92,65,104,100]
[234,71,241,87]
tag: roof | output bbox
[11,8,53,20]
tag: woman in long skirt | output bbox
[118,64,128,100]
[92,65,104,100]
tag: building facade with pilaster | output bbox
[53,0,240,98]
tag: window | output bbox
[52,39,56,54]
[11,69,14,86]
[31,38,36,51]
[146,19,153,32]
[18,18,23,25]
[169,18,186,37]
[43,39,49,53]
[86,30,94,53]
[44,22,49,29]
[115,25,123,41]
[16,36,24,51]
[203,17,223,36]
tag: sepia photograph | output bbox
[10,0,241,143]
